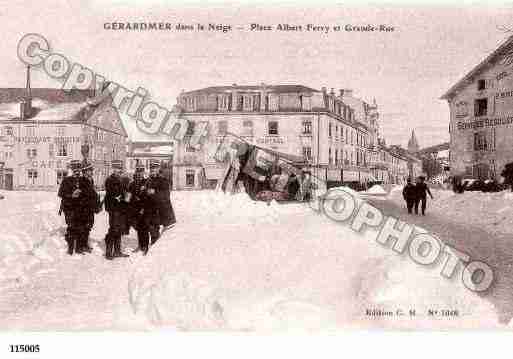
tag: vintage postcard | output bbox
[1,1,513,352]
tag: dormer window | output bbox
[477,79,486,91]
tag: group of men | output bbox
[402,176,434,215]
[58,159,176,259]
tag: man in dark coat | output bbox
[501,163,513,192]
[414,176,434,216]
[103,159,130,260]
[79,161,99,253]
[402,177,417,214]
[145,160,170,244]
[58,160,88,255]
[158,167,176,232]
[128,164,154,255]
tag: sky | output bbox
[2,1,513,148]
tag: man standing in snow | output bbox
[58,160,87,255]
[501,163,513,192]
[402,177,417,214]
[158,167,176,234]
[79,161,98,253]
[145,160,169,245]
[414,176,434,216]
[128,164,150,255]
[104,160,130,260]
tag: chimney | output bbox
[330,88,335,96]
[20,66,32,120]
[339,89,344,97]
[321,87,327,94]
[20,99,27,120]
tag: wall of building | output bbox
[448,59,513,179]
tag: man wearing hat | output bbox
[79,160,100,253]
[145,160,171,245]
[127,163,153,255]
[58,159,87,255]
[103,159,130,259]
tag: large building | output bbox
[171,84,381,189]
[0,72,127,190]
[442,35,513,180]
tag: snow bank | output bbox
[367,184,387,195]
[125,190,502,330]
[0,192,67,290]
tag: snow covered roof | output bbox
[0,88,92,122]
[441,35,513,99]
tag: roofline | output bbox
[441,35,513,100]
[180,84,320,96]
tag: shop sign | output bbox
[256,136,285,145]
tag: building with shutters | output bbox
[0,71,128,190]
[170,84,382,189]
[442,35,513,180]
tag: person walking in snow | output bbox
[414,176,434,216]
[402,177,417,214]
[104,160,130,260]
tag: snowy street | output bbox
[0,188,508,330]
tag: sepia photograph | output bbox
[1,0,513,357]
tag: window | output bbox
[25,126,36,137]
[242,120,253,136]
[328,123,332,137]
[49,143,54,157]
[328,148,332,165]
[351,130,354,145]
[186,169,195,187]
[474,131,488,151]
[56,170,67,185]
[186,144,196,152]
[335,149,338,164]
[186,121,195,136]
[27,169,38,185]
[26,148,37,158]
[346,128,349,144]
[268,121,279,135]
[335,125,338,138]
[218,121,228,135]
[302,121,312,135]
[474,98,488,117]
[242,95,253,111]
[477,79,486,91]
[302,146,312,161]
[57,143,68,157]
[3,126,13,136]
[56,126,66,137]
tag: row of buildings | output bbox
[131,84,422,190]
[0,69,421,190]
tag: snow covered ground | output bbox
[0,189,507,330]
